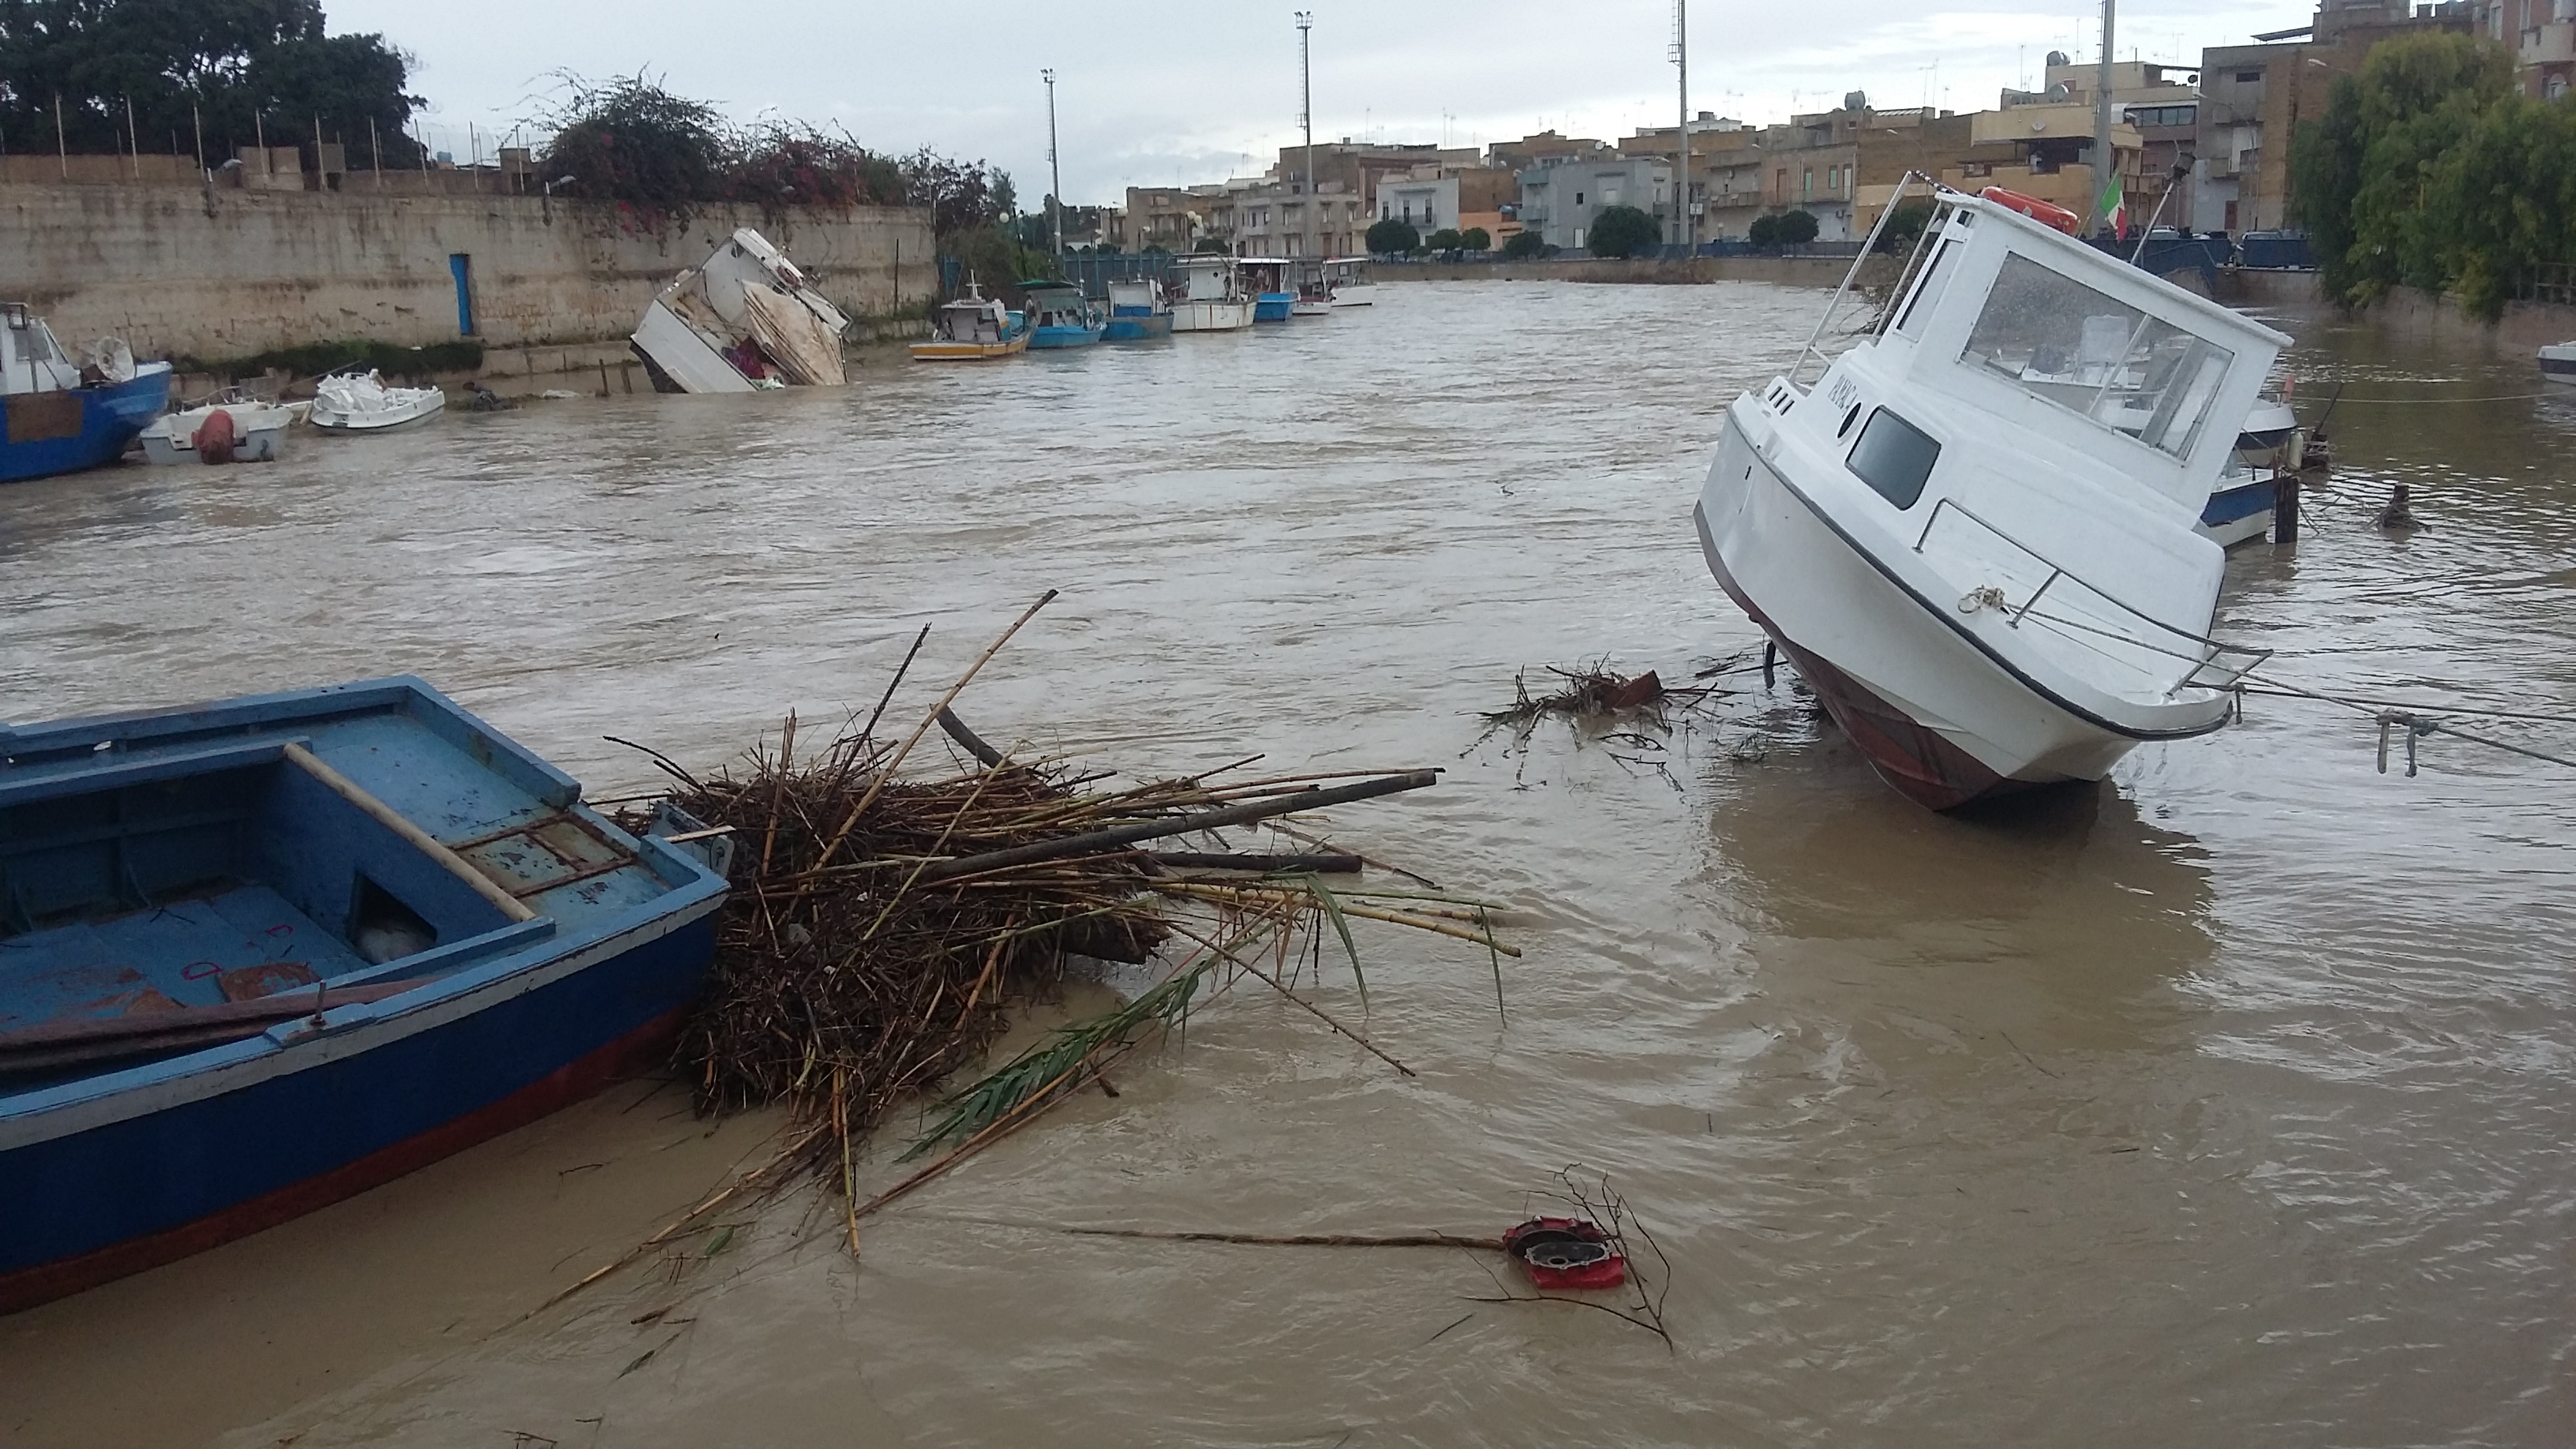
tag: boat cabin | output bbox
[934,287,1014,343]
[1106,279,1166,317]
[1178,257,1244,302]
[2,304,82,398]
[1019,283,1095,331]
[1236,260,1292,298]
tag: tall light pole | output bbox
[1043,69,1063,255]
[1672,0,1690,253]
[2091,0,2116,234]
[1296,12,1315,261]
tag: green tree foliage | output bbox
[1459,226,1491,251]
[1777,208,1821,245]
[1192,235,1231,253]
[1747,213,1780,246]
[1586,203,1658,258]
[0,0,421,163]
[2291,32,2572,320]
[1423,227,1463,251]
[1500,228,1548,259]
[1873,199,1935,253]
[1365,216,1420,255]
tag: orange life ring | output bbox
[1980,186,2082,235]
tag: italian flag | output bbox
[2100,172,2129,240]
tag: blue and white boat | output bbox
[1238,260,1297,323]
[2196,399,2303,548]
[0,677,728,1313]
[2,305,171,485]
[1101,279,1174,341]
[1021,282,1106,349]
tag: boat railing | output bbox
[1789,171,1932,388]
[1911,495,2271,691]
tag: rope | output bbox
[2303,390,2555,405]
[2239,672,2576,774]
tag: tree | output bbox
[1777,208,1821,245]
[1747,214,1781,247]
[1365,216,1420,255]
[1423,227,1463,251]
[1873,200,1935,253]
[1193,235,1232,253]
[0,1,422,163]
[900,150,1016,235]
[1458,227,1491,251]
[1500,229,1548,259]
[2289,32,2566,320]
[538,73,732,222]
[1586,203,1658,258]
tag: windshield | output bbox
[1958,253,2234,460]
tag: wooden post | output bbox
[54,93,66,178]
[2272,471,2301,546]
[125,95,138,179]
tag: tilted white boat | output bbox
[2195,398,2302,549]
[1169,256,1257,333]
[309,371,446,433]
[2542,341,2575,386]
[140,398,298,463]
[631,227,851,393]
[1693,185,2288,809]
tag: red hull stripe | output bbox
[0,1009,683,1316]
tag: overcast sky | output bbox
[331,0,2315,204]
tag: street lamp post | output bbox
[1673,0,1691,253]
[1296,12,1314,261]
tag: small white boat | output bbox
[1169,257,1256,333]
[2194,398,2302,548]
[1290,262,1335,316]
[140,399,296,464]
[309,371,446,433]
[1323,257,1375,307]
[631,227,851,393]
[2542,341,2575,386]
[1693,185,2287,810]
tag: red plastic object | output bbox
[1980,185,2083,235]
[194,407,238,465]
[1502,1216,1628,1291]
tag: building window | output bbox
[2235,69,2262,82]
[1574,191,1585,205]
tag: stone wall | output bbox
[0,183,936,362]
[1376,255,1901,288]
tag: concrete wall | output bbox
[1380,254,1900,288]
[0,183,936,361]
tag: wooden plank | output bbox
[280,743,537,923]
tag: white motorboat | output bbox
[1693,185,2287,810]
[2193,398,2303,548]
[1169,256,1256,332]
[309,371,446,433]
[139,398,296,463]
[2542,341,2575,386]
[631,227,852,393]
[1323,257,1375,306]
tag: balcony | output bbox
[2523,21,2574,64]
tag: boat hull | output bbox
[1103,313,1174,341]
[2198,475,2275,548]
[140,409,290,465]
[1253,293,1296,323]
[1694,414,2222,810]
[0,897,718,1314]
[2541,344,2575,384]
[1028,325,1106,350]
[310,393,446,433]
[0,368,172,484]
[1171,300,1256,332]
[910,335,1030,361]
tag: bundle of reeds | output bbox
[578,594,1514,1279]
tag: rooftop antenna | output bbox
[1297,12,1314,261]
[1043,69,1062,255]
[1672,0,1691,253]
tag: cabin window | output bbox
[1893,238,1959,335]
[1958,253,2236,459]
[1846,408,1941,509]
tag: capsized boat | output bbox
[631,227,852,392]
[0,677,729,1312]
[911,284,1031,361]
[1238,259,1297,323]
[2542,341,2575,386]
[0,307,172,484]
[140,397,296,465]
[1102,279,1174,340]
[309,369,445,433]
[1022,282,1106,349]
[1170,256,1256,333]
[1693,185,2287,810]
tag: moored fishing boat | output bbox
[1323,257,1375,307]
[1693,185,2286,810]
[1102,279,1174,340]
[1239,259,1297,322]
[910,284,1031,361]
[0,678,728,1312]
[1169,256,1256,332]
[309,370,446,433]
[1290,260,1335,316]
[139,397,297,465]
[0,306,172,484]
[1023,282,1106,349]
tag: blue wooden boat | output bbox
[1238,260,1297,323]
[1021,282,1106,349]
[1101,279,1174,341]
[2,304,172,484]
[0,678,728,1313]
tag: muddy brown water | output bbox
[2,283,2572,1447]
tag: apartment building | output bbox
[1516,155,1673,250]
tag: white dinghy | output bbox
[139,398,298,463]
[1693,185,2287,810]
[309,370,446,433]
